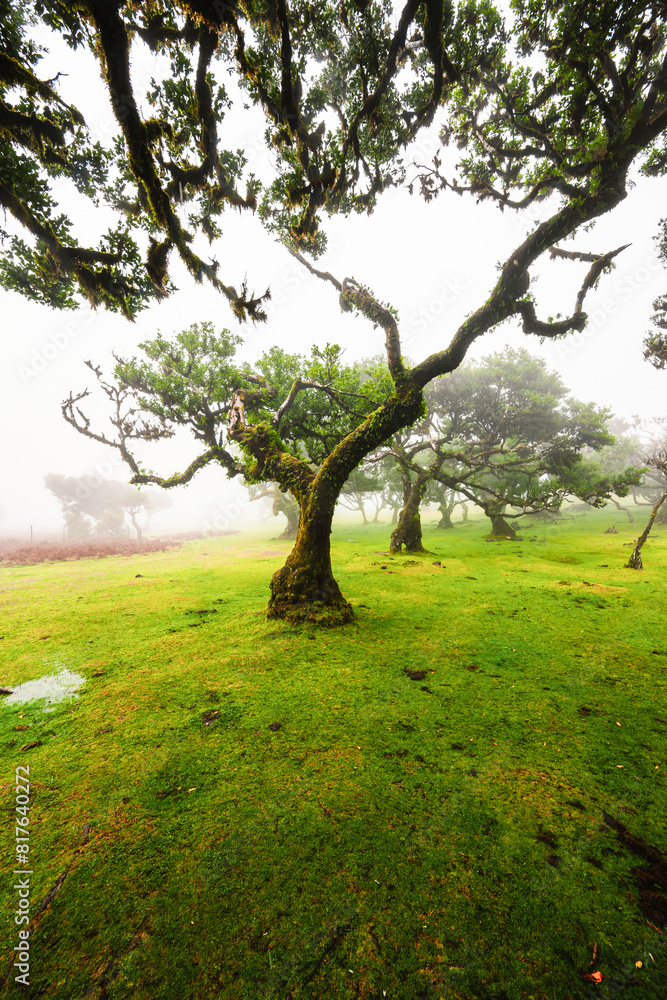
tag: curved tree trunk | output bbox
[390,470,430,554]
[269,498,352,624]
[437,503,455,529]
[612,498,634,523]
[276,495,300,540]
[626,490,667,569]
[459,503,469,523]
[256,379,427,624]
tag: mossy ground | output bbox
[1,507,666,999]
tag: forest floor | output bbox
[0,507,666,1000]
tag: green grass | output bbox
[1,508,666,1000]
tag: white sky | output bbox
[1,24,665,538]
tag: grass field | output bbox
[1,507,666,1000]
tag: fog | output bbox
[1,25,665,545]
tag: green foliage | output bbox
[108,324,394,484]
[422,347,642,514]
[116,322,246,428]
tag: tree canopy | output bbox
[0,0,502,318]
[44,472,171,539]
[371,347,643,550]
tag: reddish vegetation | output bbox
[0,529,241,566]
[0,539,182,566]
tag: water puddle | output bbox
[2,668,86,711]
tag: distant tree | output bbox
[625,449,667,569]
[589,433,647,522]
[122,488,173,540]
[249,483,300,541]
[426,482,468,530]
[140,490,173,537]
[44,473,170,540]
[624,416,667,569]
[338,467,386,525]
[383,349,643,552]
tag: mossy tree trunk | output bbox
[390,467,435,554]
[230,375,427,624]
[269,484,351,623]
[274,491,300,540]
[484,502,519,540]
[625,489,667,569]
[437,505,454,528]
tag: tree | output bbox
[249,483,300,540]
[380,348,643,552]
[622,418,667,568]
[427,481,468,529]
[44,473,170,540]
[338,467,386,525]
[63,323,392,621]
[17,3,667,622]
[122,487,173,540]
[0,0,500,319]
[590,430,647,522]
[625,447,667,568]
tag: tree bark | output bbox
[390,469,431,554]
[484,503,519,540]
[612,499,634,523]
[437,503,455,529]
[268,498,352,624]
[625,490,667,569]
[240,379,427,624]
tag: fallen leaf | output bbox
[616,765,624,768]
[635,961,642,969]
[19,740,42,751]
[646,920,662,934]
[187,787,196,793]
[583,971,604,983]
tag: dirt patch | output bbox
[603,811,667,927]
[549,580,627,595]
